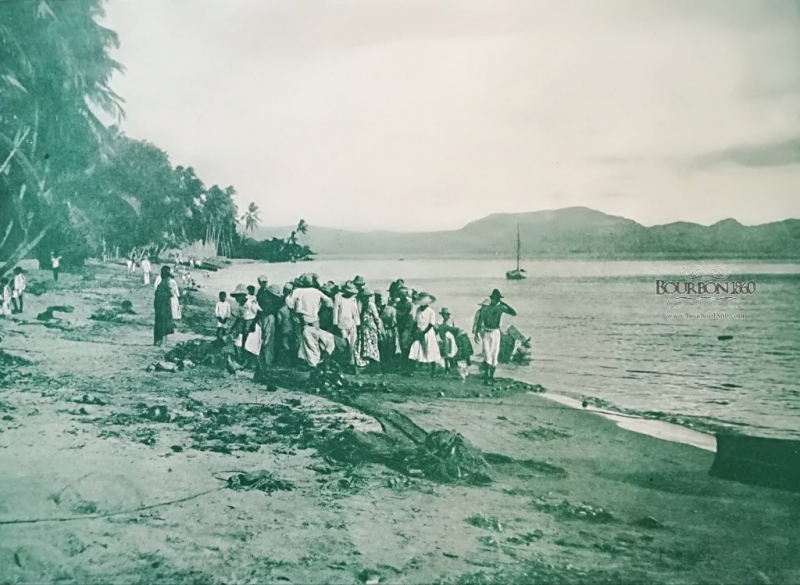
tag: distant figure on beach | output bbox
[0,278,11,316]
[333,282,360,368]
[474,289,516,384]
[141,256,152,285]
[11,267,26,314]
[153,266,177,346]
[127,252,136,274]
[214,291,231,341]
[408,293,441,376]
[50,251,61,281]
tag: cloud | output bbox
[101,0,800,230]
[696,137,800,168]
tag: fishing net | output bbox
[410,430,493,485]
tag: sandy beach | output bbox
[1,261,798,585]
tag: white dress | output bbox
[408,306,442,364]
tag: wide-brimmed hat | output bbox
[417,293,435,306]
[358,287,374,298]
[353,275,366,286]
[283,282,294,294]
[342,282,359,295]
[230,283,248,297]
[440,307,451,315]
[490,288,503,300]
[257,274,269,283]
[267,284,283,297]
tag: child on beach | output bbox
[215,291,231,341]
[141,256,152,285]
[0,278,11,316]
[11,267,26,314]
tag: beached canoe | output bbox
[710,433,800,493]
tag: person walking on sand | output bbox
[153,266,177,346]
[50,251,61,281]
[141,255,152,285]
[333,281,360,368]
[0,278,12,317]
[474,289,516,384]
[408,293,441,376]
[11,267,26,314]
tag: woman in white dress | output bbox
[408,293,442,376]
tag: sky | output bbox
[101,0,800,232]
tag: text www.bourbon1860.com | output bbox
[666,312,745,319]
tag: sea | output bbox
[203,258,800,441]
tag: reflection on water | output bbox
[204,259,800,439]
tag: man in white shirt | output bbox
[50,251,61,281]
[12,267,26,313]
[288,274,334,367]
[333,281,360,365]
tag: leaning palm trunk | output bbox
[0,225,49,279]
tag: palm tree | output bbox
[296,219,308,235]
[241,202,261,233]
[0,0,125,277]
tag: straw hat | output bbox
[283,282,294,295]
[230,283,248,297]
[267,284,283,298]
[440,307,451,316]
[358,287,374,298]
[353,275,366,286]
[417,293,435,306]
[257,274,269,283]
[342,282,359,295]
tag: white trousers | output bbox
[481,329,501,367]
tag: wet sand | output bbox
[0,261,798,584]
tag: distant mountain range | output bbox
[252,207,800,260]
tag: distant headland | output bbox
[253,207,800,260]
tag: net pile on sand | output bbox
[165,339,230,368]
[410,430,493,485]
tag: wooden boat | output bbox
[506,224,527,280]
[710,433,800,493]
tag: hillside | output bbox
[253,207,800,259]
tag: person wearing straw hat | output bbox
[354,287,382,369]
[333,281,360,368]
[438,307,458,374]
[255,283,285,378]
[474,288,516,384]
[353,275,366,291]
[408,293,441,375]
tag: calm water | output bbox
[203,259,800,439]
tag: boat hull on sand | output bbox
[710,433,800,493]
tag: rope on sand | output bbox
[0,486,225,526]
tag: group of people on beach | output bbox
[0,267,27,316]
[151,265,517,384]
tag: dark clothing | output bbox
[52,268,59,281]
[153,280,175,345]
[275,304,296,365]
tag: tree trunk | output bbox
[0,225,50,279]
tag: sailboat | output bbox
[505,224,527,280]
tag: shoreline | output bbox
[1,261,798,584]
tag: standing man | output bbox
[474,289,516,384]
[50,251,61,281]
[287,274,335,368]
[11,267,26,314]
[333,282,360,368]
[141,255,152,285]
